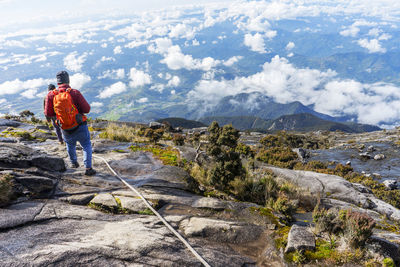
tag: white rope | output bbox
[93,155,212,267]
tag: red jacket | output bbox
[44,84,91,118]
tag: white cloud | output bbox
[100,56,115,62]
[188,55,400,125]
[20,88,38,99]
[244,33,266,53]
[340,26,360,37]
[160,44,220,71]
[169,23,195,39]
[101,43,107,48]
[137,97,148,103]
[70,73,91,90]
[129,68,152,88]
[167,76,180,87]
[0,98,6,105]
[0,77,51,96]
[91,102,103,108]
[357,38,386,53]
[223,56,243,67]
[125,40,149,48]
[113,45,122,54]
[286,42,295,50]
[99,82,127,98]
[99,69,125,80]
[64,51,87,72]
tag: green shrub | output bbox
[383,257,395,267]
[172,133,185,146]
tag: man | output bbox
[44,71,96,176]
[45,84,63,145]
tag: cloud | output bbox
[137,97,148,103]
[286,42,295,50]
[169,23,195,39]
[167,76,180,87]
[70,73,91,90]
[357,38,386,53]
[340,26,360,37]
[99,81,127,98]
[0,77,51,96]
[160,44,220,71]
[64,51,88,72]
[244,33,266,53]
[113,45,122,54]
[223,56,243,67]
[188,55,400,125]
[129,68,152,88]
[91,101,103,108]
[98,69,125,80]
[20,88,38,99]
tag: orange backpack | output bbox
[53,88,86,130]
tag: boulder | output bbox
[15,176,56,197]
[31,155,66,172]
[181,217,263,243]
[383,180,398,190]
[61,194,95,205]
[359,152,372,160]
[117,196,149,213]
[285,224,315,253]
[191,197,227,211]
[367,145,376,152]
[374,154,385,160]
[368,236,400,266]
[0,119,21,127]
[292,148,309,162]
[345,160,351,166]
[90,193,118,209]
[0,137,17,143]
[149,121,163,129]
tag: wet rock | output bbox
[359,152,372,160]
[117,196,149,213]
[192,197,227,211]
[285,224,315,253]
[181,217,263,243]
[383,180,398,190]
[374,154,385,160]
[90,193,118,209]
[15,176,56,197]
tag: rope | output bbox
[92,155,211,267]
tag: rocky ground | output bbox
[1,119,400,266]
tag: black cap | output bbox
[56,71,70,84]
[48,84,56,91]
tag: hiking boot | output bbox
[71,162,79,168]
[85,168,96,176]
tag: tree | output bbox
[206,122,244,190]
[19,110,34,118]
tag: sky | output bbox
[0,0,230,30]
[1,0,400,126]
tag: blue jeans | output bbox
[62,123,92,168]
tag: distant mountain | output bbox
[199,113,380,133]
[195,92,347,122]
[156,117,206,129]
[267,113,381,133]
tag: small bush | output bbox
[99,123,137,142]
[172,133,185,146]
[383,257,395,267]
